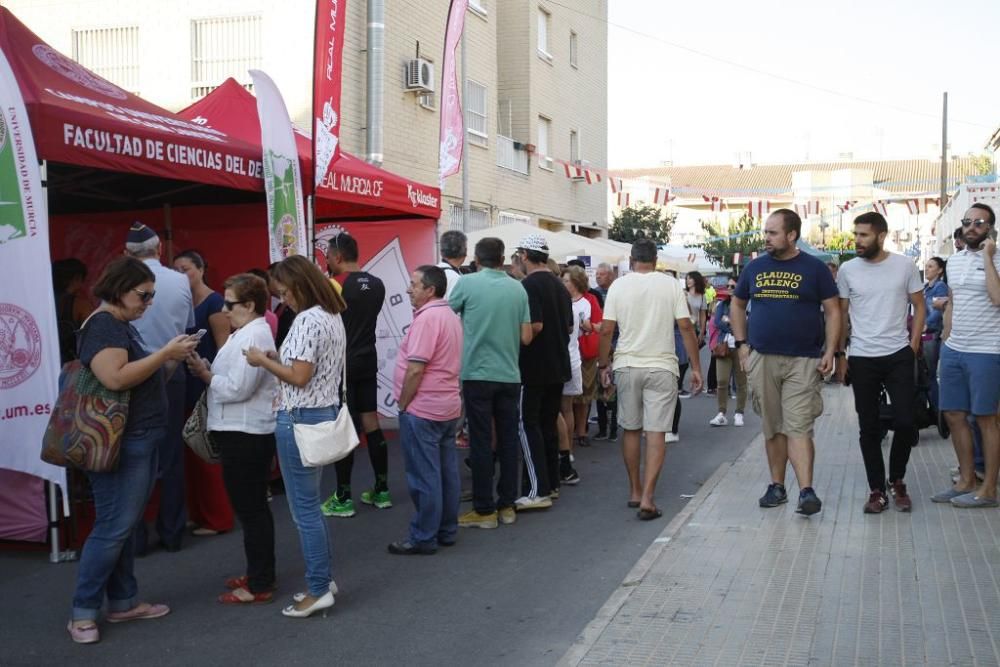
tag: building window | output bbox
[468,0,487,17]
[72,26,140,93]
[537,8,551,61]
[570,130,580,164]
[191,15,262,99]
[537,116,552,170]
[498,211,531,226]
[570,30,578,68]
[465,80,488,147]
[449,204,491,232]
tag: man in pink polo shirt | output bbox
[388,265,465,555]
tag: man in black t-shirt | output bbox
[321,233,389,518]
[513,235,573,509]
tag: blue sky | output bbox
[606,0,1000,167]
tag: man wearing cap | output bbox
[125,222,195,553]
[512,234,573,510]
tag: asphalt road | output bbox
[1,365,758,666]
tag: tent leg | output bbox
[307,195,315,261]
[47,481,76,563]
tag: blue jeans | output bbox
[275,407,335,597]
[399,412,460,547]
[72,427,163,621]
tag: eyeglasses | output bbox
[961,218,990,229]
[728,284,738,289]
[132,288,155,303]
[222,300,247,310]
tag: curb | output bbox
[556,435,760,667]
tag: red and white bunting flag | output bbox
[873,201,888,217]
[687,253,697,263]
[921,197,940,213]
[748,200,770,218]
[732,252,742,265]
[595,172,602,183]
[563,162,573,178]
[703,195,724,212]
[810,200,821,215]
[653,187,671,206]
[836,200,857,213]
[794,203,808,217]
[610,177,622,194]
[617,192,630,207]
[905,199,920,215]
[584,169,593,185]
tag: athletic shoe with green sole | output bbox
[360,489,393,509]
[321,494,356,518]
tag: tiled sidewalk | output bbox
[561,385,1000,667]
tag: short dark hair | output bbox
[416,265,448,298]
[329,233,359,262]
[954,226,964,240]
[93,256,156,306]
[854,211,888,235]
[771,209,802,241]
[523,249,549,265]
[566,258,587,269]
[631,238,658,263]
[223,273,270,315]
[970,202,996,226]
[440,230,467,260]
[474,237,505,268]
[52,257,87,294]
[175,249,206,271]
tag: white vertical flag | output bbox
[251,70,307,261]
[0,48,64,491]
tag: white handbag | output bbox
[288,358,360,467]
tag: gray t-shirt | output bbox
[837,253,923,358]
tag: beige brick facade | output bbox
[7,0,607,233]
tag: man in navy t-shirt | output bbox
[730,209,841,516]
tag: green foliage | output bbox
[971,153,995,176]
[826,231,854,251]
[697,214,764,272]
[609,205,676,245]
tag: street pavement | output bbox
[561,384,1000,667]
[1,363,756,666]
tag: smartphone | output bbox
[189,328,208,341]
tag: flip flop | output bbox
[627,501,640,508]
[67,621,99,644]
[218,588,274,605]
[637,507,663,521]
[106,603,170,624]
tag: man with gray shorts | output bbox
[598,239,702,520]
[730,209,841,516]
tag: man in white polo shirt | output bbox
[932,203,1000,508]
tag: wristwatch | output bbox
[734,340,747,349]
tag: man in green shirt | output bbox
[449,237,533,529]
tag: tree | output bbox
[826,231,854,252]
[609,204,676,245]
[971,153,995,176]
[697,213,764,273]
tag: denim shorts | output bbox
[938,345,1000,416]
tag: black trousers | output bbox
[672,363,688,435]
[597,398,618,433]
[849,346,918,491]
[463,381,521,514]
[212,430,276,593]
[520,383,563,497]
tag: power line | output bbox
[545,0,992,129]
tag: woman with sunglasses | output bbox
[187,274,279,604]
[245,255,348,618]
[173,250,234,537]
[67,257,199,644]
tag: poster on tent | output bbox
[313,0,348,189]
[250,69,307,262]
[313,221,436,418]
[0,48,65,492]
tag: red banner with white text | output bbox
[312,0,348,193]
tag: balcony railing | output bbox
[497,135,528,175]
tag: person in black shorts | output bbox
[321,233,388,518]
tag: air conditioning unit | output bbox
[405,58,435,93]
[570,159,589,180]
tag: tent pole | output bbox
[307,195,315,262]
[163,203,174,263]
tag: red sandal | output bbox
[218,587,274,604]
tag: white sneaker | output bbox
[709,412,728,427]
[734,413,744,427]
[514,495,553,510]
[666,433,680,443]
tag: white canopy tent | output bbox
[658,244,724,274]
[465,222,630,264]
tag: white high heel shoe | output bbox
[282,590,334,618]
[292,580,338,603]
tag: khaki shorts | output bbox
[574,359,598,404]
[746,351,824,439]
[614,367,677,433]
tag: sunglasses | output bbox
[132,288,155,303]
[961,218,990,229]
[222,300,247,310]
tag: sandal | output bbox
[637,507,663,521]
[627,501,640,508]
[106,602,170,624]
[218,587,274,604]
[67,621,100,644]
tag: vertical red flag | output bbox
[439,0,469,188]
[313,0,348,193]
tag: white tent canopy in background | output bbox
[464,222,631,264]
[658,244,724,274]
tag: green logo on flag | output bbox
[264,150,301,257]
[0,112,27,245]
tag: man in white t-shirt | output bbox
[437,230,467,299]
[836,212,925,514]
[598,239,702,520]
[932,203,1000,508]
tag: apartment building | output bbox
[6,0,609,234]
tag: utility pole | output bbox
[940,92,948,209]
[461,29,470,231]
